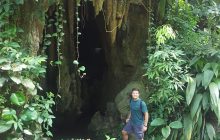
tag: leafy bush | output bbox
[0,0,55,139]
[145,0,220,139]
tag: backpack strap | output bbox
[140,100,144,117]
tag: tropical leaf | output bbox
[186,77,196,105]
[10,76,21,84]
[190,94,203,119]
[10,92,26,106]
[189,56,200,66]
[162,126,171,138]
[211,63,219,77]
[202,70,214,89]
[2,108,16,120]
[209,82,219,106]
[21,78,35,90]
[0,121,12,133]
[0,77,7,87]
[183,115,192,140]
[11,63,27,72]
[196,73,203,87]
[202,93,209,110]
[78,66,85,71]
[215,79,220,90]
[206,123,216,140]
[150,118,166,126]
[169,121,183,129]
[0,63,11,70]
[23,129,32,135]
[20,109,38,121]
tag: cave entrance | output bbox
[76,2,107,138]
[66,2,107,139]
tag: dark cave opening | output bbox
[52,2,107,139]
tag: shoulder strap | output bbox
[140,100,142,111]
[140,100,144,116]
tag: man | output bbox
[122,88,149,140]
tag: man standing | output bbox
[122,88,149,140]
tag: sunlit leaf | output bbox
[0,77,7,87]
[161,126,171,138]
[183,115,192,140]
[206,123,216,140]
[23,129,33,135]
[10,76,21,84]
[196,73,203,87]
[190,94,202,119]
[73,60,79,65]
[0,121,12,133]
[202,93,209,110]
[186,77,196,105]
[202,70,214,89]
[169,121,182,129]
[22,78,35,90]
[1,63,11,70]
[12,63,27,72]
[10,92,26,106]
[150,118,166,126]
[209,82,219,106]
[21,109,38,121]
[78,66,85,72]
[2,108,16,120]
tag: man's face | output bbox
[131,90,139,100]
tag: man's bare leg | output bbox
[122,130,128,140]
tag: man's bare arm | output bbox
[144,112,149,126]
[126,112,131,123]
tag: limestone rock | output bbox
[115,81,147,117]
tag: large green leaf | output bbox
[162,126,171,138]
[202,93,209,110]
[10,76,21,84]
[186,77,196,105]
[209,82,219,106]
[2,108,16,120]
[202,70,214,89]
[196,73,203,87]
[0,63,11,70]
[150,118,166,126]
[21,78,35,90]
[11,63,27,72]
[213,100,220,123]
[211,63,219,77]
[189,56,200,66]
[20,109,38,121]
[10,92,25,106]
[183,115,192,140]
[0,77,7,87]
[206,123,216,140]
[190,94,203,119]
[0,121,12,133]
[169,121,183,129]
[215,79,220,90]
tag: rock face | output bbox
[88,0,151,136]
[115,81,148,118]
[14,0,151,136]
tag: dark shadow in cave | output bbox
[53,2,107,139]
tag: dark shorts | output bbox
[123,121,144,140]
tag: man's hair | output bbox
[131,88,140,93]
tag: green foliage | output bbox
[0,0,55,139]
[149,118,182,139]
[105,134,116,140]
[145,0,220,139]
